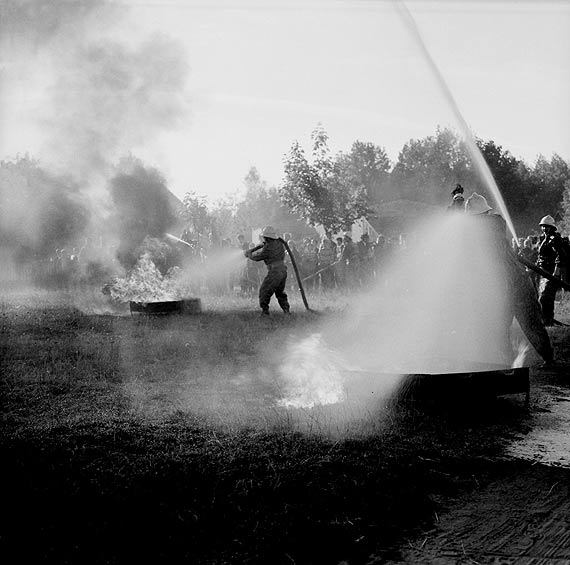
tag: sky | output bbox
[1,0,569,204]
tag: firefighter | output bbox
[245,226,290,316]
[464,193,554,364]
[536,215,566,326]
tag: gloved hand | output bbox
[244,250,251,258]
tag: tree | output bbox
[337,140,391,205]
[280,124,373,237]
[559,179,570,235]
[208,167,310,243]
[0,155,90,262]
[526,154,570,222]
[475,139,529,220]
[181,191,212,238]
[390,127,474,204]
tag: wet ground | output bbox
[385,325,570,565]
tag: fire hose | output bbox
[245,239,311,311]
[515,254,570,293]
[301,260,340,282]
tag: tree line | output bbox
[204,124,570,240]
[2,125,570,273]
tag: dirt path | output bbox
[389,463,570,564]
[385,325,570,565]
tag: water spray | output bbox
[394,0,519,243]
[165,232,193,247]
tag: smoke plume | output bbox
[109,160,179,271]
[1,0,192,284]
[0,156,90,262]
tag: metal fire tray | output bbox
[395,367,530,405]
[129,299,201,316]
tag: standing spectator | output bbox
[301,238,319,291]
[373,234,387,284]
[357,233,375,286]
[341,233,359,287]
[317,236,337,290]
[559,234,570,286]
[335,236,346,287]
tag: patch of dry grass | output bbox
[0,288,533,564]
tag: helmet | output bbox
[261,225,278,239]
[539,215,556,229]
[465,192,492,215]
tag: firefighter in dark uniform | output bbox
[536,215,565,326]
[245,226,291,316]
[465,193,554,365]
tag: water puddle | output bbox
[507,386,570,468]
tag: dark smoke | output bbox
[0,156,90,262]
[1,0,192,287]
[109,160,179,271]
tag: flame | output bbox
[278,333,351,409]
[106,252,182,302]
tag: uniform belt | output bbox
[267,260,285,268]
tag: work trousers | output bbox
[538,276,558,324]
[259,265,289,313]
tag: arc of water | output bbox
[394,0,519,244]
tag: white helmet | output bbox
[465,192,492,215]
[261,225,278,239]
[539,215,556,229]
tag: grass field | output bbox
[0,287,551,564]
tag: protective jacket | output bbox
[249,238,290,313]
[537,232,565,274]
[473,213,553,363]
[250,238,286,268]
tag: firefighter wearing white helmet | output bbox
[462,193,554,364]
[245,226,290,315]
[465,192,493,215]
[536,215,565,326]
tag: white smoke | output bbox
[277,213,516,410]
[1,0,191,182]
[277,333,351,409]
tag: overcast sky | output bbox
[1,0,569,203]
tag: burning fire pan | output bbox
[394,366,530,406]
[129,298,201,316]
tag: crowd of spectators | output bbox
[233,231,408,296]
[17,229,409,295]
